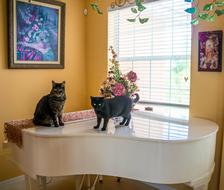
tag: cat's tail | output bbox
[132,93,140,103]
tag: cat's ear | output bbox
[61,81,65,87]
[52,80,56,87]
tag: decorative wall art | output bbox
[198,30,223,72]
[8,0,65,69]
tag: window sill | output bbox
[134,103,189,125]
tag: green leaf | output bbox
[127,18,136,22]
[191,18,199,25]
[131,7,138,14]
[90,3,103,14]
[215,9,224,16]
[135,0,146,12]
[198,13,209,20]
[215,1,224,7]
[97,8,103,14]
[139,17,149,24]
[198,13,215,22]
[203,3,214,11]
[207,15,216,22]
[138,5,146,12]
[185,7,196,14]
[90,3,97,9]
[135,0,143,7]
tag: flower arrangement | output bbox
[100,46,139,98]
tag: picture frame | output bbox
[8,0,65,69]
[198,30,223,72]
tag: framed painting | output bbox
[8,0,65,69]
[198,30,223,72]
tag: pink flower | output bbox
[112,83,126,96]
[32,24,39,31]
[127,71,137,82]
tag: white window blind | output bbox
[108,0,192,106]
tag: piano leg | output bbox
[74,175,102,190]
[25,175,32,190]
[192,183,208,190]
[86,175,91,190]
[188,177,209,190]
[75,175,85,190]
[187,164,214,190]
[187,173,211,190]
[90,175,99,190]
[38,176,47,190]
[74,175,103,190]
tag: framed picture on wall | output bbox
[198,30,223,72]
[8,0,65,69]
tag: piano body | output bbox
[8,111,218,190]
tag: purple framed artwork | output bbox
[198,31,223,72]
[8,0,65,69]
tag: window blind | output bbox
[108,0,192,106]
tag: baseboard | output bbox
[0,175,25,188]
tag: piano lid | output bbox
[23,113,218,143]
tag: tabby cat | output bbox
[33,81,66,127]
[91,94,139,131]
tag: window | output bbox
[108,0,192,106]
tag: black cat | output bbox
[91,94,139,131]
[33,81,66,127]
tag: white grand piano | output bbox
[8,111,218,190]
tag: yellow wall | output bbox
[86,1,108,104]
[0,0,87,180]
[1,0,224,189]
[190,2,224,190]
[86,0,224,190]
